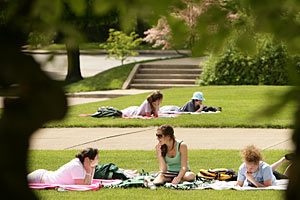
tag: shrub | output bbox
[100,29,142,65]
[199,35,291,85]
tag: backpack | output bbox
[94,163,128,180]
[197,168,237,181]
[91,107,123,118]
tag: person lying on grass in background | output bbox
[122,90,163,117]
[159,91,221,113]
[179,91,221,112]
[236,145,293,188]
[153,124,195,185]
[28,148,99,185]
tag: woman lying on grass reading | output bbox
[179,92,221,112]
[153,125,195,185]
[159,91,221,113]
[236,145,293,187]
[122,91,163,117]
[28,148,99,185]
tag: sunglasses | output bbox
[156,133,163,138]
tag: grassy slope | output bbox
[29,149,289,200]
[47,86,295,128]
[64,57,183,93]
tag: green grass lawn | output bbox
[29,149,289,200]
[46,85,295,128]
[64,60,135,93]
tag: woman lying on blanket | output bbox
[236,145,293,188]
[122,91,163,117]
[159,91,221,113]
[28,148,99,185]
[153,125,195,185]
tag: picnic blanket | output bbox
[122,113,180,119]
[159,111,221,114]
[29,179,288,191]
[194,179,288,190]
[29,179,103,191]
[78,113,180,118]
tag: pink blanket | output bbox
[28,179,120,191]
[122,113,180,119]
[79,113,180,118]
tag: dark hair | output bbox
[158,124,175,157]
[147,91,163,112]
[75,148,99,164]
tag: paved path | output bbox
[31,54,177,80]
[0,89,153,108]
[29,128,294,151]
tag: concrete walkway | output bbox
[0,89,153,108]
[29,127,294,151]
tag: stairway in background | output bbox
[123,57,206,89]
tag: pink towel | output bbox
[122,113,180,119]
[78,114,93,117]
[28,179,117,191]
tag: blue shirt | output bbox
[238,161,276,187]
[179,100,199,112]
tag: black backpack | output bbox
[91,107,123,118]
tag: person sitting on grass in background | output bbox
[179,91,221,112]
[236,145,293,188]
[28,148,99,185]
[153,124,195,185]
[122,91,163,117]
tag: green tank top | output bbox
[165,139,190,172]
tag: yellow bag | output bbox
[197,168,237,181]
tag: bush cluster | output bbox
[199,36,297,85]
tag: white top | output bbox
[43,158,86,185]
[122,100,152,116]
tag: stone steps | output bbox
[122,58,205,89]
[140,64,200,69]
[130,83,198,89]
[132,79,196,84]
[135,74,199,79]
[138,68,202,74]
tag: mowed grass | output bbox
[64,57,183,93]
[29,149,290,200]
[46,85,295,128]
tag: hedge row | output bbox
[199,37,299,85]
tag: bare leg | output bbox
[153,173,172,184]
[271,157,288,171]
[182,171,196,182]
[283,164,293,177]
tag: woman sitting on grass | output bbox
[122,91,163,117]
[236,145,292,187]
[28,148,99,185]
[153,124,195,185]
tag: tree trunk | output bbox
[65,42,83,83]
[0,29,68,200]
[286,102,300,199]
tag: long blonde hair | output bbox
[147,91,163,112]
